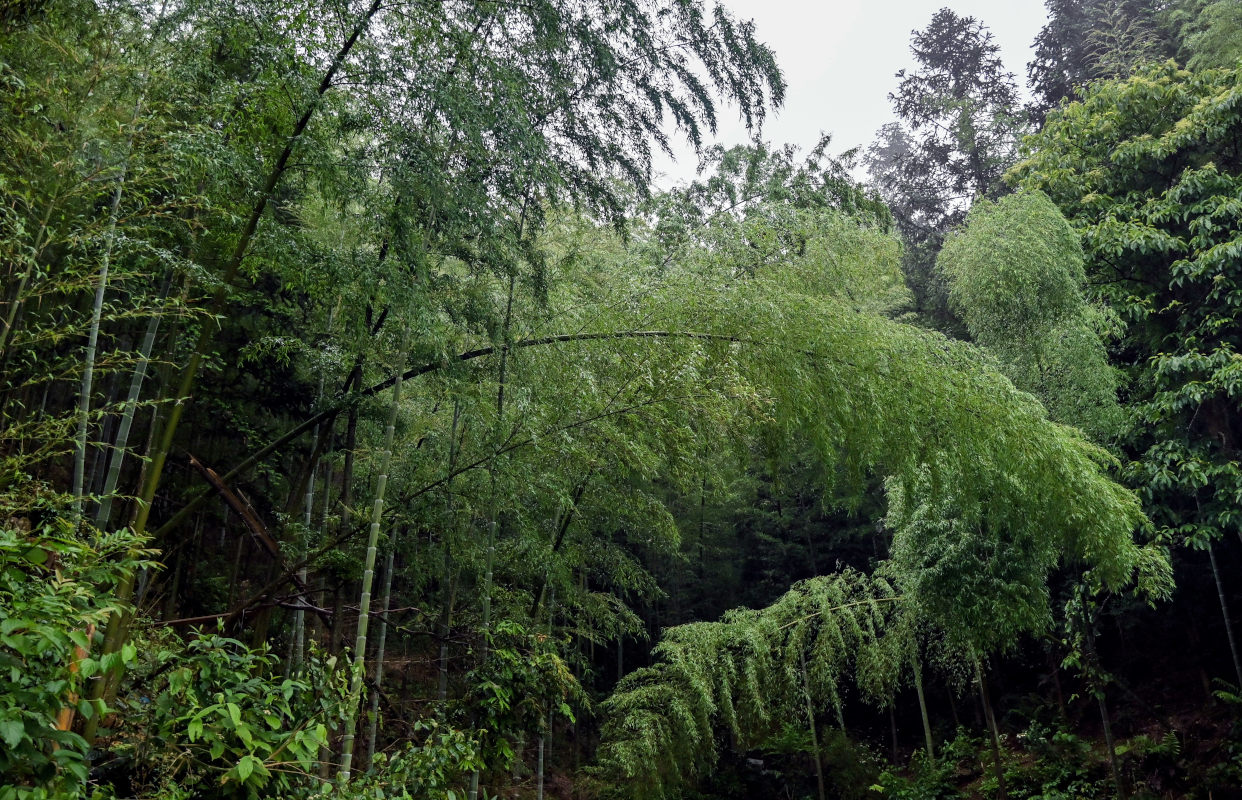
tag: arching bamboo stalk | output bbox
[149,328,751,542]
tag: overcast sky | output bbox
[653,0,1052,188]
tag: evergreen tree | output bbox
[864,9,1025,331]
[1027,0,1178,121]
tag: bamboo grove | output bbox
[3,0,1242,798]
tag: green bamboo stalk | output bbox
[974,657,1007,800]
[800,648,828,800]
[537,581,556,800]
[469,272,517,800]
[536,732,545,800]
[317,453,334,638]
[467,512,497,800]
[75,0,177,522]
[534,489,578,799]
[73,4,176,737]
[1209,541,1242,688]
[94,277,167,529]
[913,656,935,767]
[86,291,183,724]
[438,401,462,706]
[292,457,315,670]
[1081,601,1125,800]
[87,3,384,741]
[71,170,123,520]
[293,344,334,671]
[365,534,398,764]
[85,363,122,498]
[338,327,408,783]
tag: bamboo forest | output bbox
[5,0,1242,797]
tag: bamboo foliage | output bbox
[2,4,1219,797]
[583,192,1171,798]
[938,189,1124,441]
[594,571,902,798]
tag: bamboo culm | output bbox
[72,170,124,521]
[974,657,1007,800]
[94,276,167,529]
[365,539,398,765]
[468,271,517,800]
[438,401,463,705]
[292,457,315,671]
[1208,541,1242,688]
[1081,602,1125,800]
[87,2,385,742]
[338,326,409,783]
[293,354,332,672]
[913,656,935,767]
[73,40,162,520]
[800,648,828,800]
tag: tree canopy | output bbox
[1013,61,1242,549]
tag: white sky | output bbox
[653,0,1051,188]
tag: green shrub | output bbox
[112,632,348,799]
[331,720,481,800]
[0,494,151,800]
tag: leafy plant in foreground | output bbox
[332,720,481,800]
[112,633,348,799]
[0,493,152,800]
